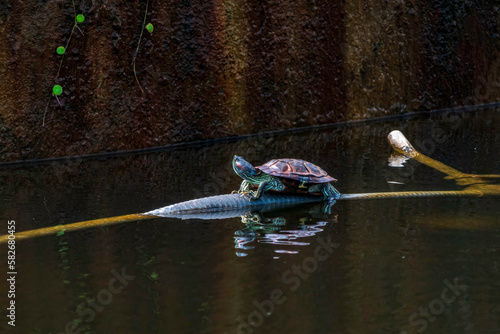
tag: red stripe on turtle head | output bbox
[233,156,259,176]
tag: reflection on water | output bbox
[387,154,412,168]
[234,206,337,257]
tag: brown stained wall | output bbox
[344,0,500,117]
[344,0,420,117]
[0,0,499,161]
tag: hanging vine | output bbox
[43,1,86,126]
[132,0,154,93]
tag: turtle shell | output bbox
[256,159,336,184]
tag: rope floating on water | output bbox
[339,190,483,200]
[0,214,153,244]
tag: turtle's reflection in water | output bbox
[234,203,337,257]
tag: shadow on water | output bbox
[0,109,500,334]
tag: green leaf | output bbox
[53,85,63,96]
[146,23,154,33]
[76,14,85,23]
[56,46,66,55]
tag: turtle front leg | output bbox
[233,180,255,197]
[234,180,266,199]
[239,180,250,193]
[247,181,269,199]
[232,180,248,194]
[240,178,284,199]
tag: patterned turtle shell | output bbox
[256,159,337,184]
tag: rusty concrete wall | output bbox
[0,0,499,161]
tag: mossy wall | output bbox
[0,0,499,161]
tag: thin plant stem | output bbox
[132,0,150,93]
[44,0,81,126]
[55,95,62,106]
[42,97,51,126]
[56,23,77,79]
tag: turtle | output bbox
[232,155,341,202]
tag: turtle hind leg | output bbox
[306,184,335,214]
[323,183,341,200]
[309,183,340,201]
[318,184,340,215]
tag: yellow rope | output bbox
[340,189,484,200]
[0,213,154,244]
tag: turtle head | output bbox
[233,155,259,180]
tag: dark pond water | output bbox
[1,109,499,334]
